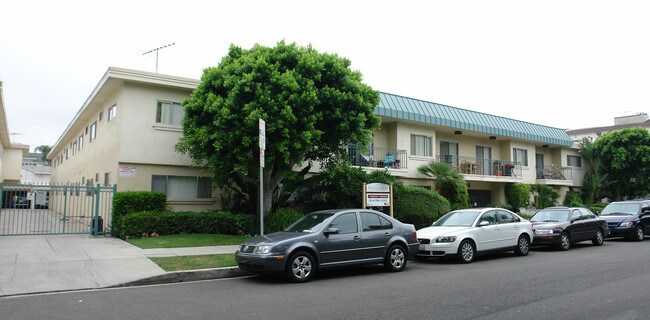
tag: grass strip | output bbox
[150,254,237,271]
[128,233,250,249]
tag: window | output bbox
[108,104,117,121]
[104,172,111,186]
[513,148,528,166]
[479,211,499,225]
[440,141,459,167]
[90,122,97,142]
[361,212,394,231]
[99,111,103,121]
[497,210,517,223]
[329,213,358,234]
[95,173,100,185]
[79,135,84,150]
[410,134,432,157]
[151,175,212,199]
[567,155,582,167]
[156,101,184,126]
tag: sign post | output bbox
[363,182,394,217]
[259,118,266,235]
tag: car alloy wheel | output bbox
[634,225,644,241]
[457,240,475,263]
[559,233,571,251]
[286,251,315,282]
[384,245,407,272]
[592,229,604,246]
[515,235,530,256]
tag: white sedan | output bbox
[417,208,533,263]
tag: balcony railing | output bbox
[436,155,522,178]
[348,145,407,170]
[536,165,572,180]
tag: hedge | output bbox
[394,185,450,229]
[113,210,255,238]
[113,191,167,220]
[265,207,304,234]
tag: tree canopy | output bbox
[593,127,650,200]
[176,41,381,214]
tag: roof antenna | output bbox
[142,42,175,73]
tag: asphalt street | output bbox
[2,238,650,320]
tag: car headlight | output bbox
[534,229,554,235]
[619,221,635,228]
[255,245,272,254]
[435,236,457,243]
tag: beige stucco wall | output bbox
[2,148,24,182]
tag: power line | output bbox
[142,42,176,73]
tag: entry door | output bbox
[476,146,492,175]
[536,154,544,179]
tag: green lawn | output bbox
[125,234,250,271]
[150,254,237,271]
[126,233,251,249]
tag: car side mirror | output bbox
[570,217,580,223]
[324,228,340,236]
[479,221,490,227]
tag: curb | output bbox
[114,267,253,288]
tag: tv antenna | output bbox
[10,132,23,143]
[143,42,175,73]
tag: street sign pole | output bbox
[259,118,266,235]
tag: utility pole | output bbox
[142,42,175,73]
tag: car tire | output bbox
[384,245,407,272]
[632,225,644,241]
[559,232,571,251]
[514,235,530,256]
[457,240,475,263]
[592,229,605,246]
[286,251,316,283]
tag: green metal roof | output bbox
[376,92,573,147]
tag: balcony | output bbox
[436,155,522,178]
[348,145,407,170]
[536,165,572,181]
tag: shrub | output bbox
[234,213,257,236]
[531,184,560,209]
[505,183,531,209]
[113,191,167,220]
[393,185,450,229]
[563,189,584,207]
[265,207,304,234]
[114,210,242,238]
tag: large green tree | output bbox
[593,127,650,200]
[176,41,380,215]
[35,145,52,162]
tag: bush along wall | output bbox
[111,191,167,236]
[113,210,256,239]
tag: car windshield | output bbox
[600,203,639,216]
[285,213,334,233]
[530,210,569,222]
[433,210,481,227]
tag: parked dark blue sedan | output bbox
[235,209,419,282]
[600,200,650,241]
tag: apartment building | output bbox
[567,112,650,143]
[0,86,30,184]
[49,67,582,210]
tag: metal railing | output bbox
[536,165,573,180]
[348,145,408,170]
[436,155,522,177]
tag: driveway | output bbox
[0,234,165,296]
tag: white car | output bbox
[417,208,533,263]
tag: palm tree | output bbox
[418,162,469,210]
[34,145,52,163]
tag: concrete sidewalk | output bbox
[0,234,247,297]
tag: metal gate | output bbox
[0,184,116,236]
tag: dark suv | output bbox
[599,200,650,241]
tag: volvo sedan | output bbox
[235,209,419,282]
[417,208,533,263]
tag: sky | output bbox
[1,0,649,151]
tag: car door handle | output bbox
[385,232,391,237]
[353,236,361,241]
[514,226,519,228]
